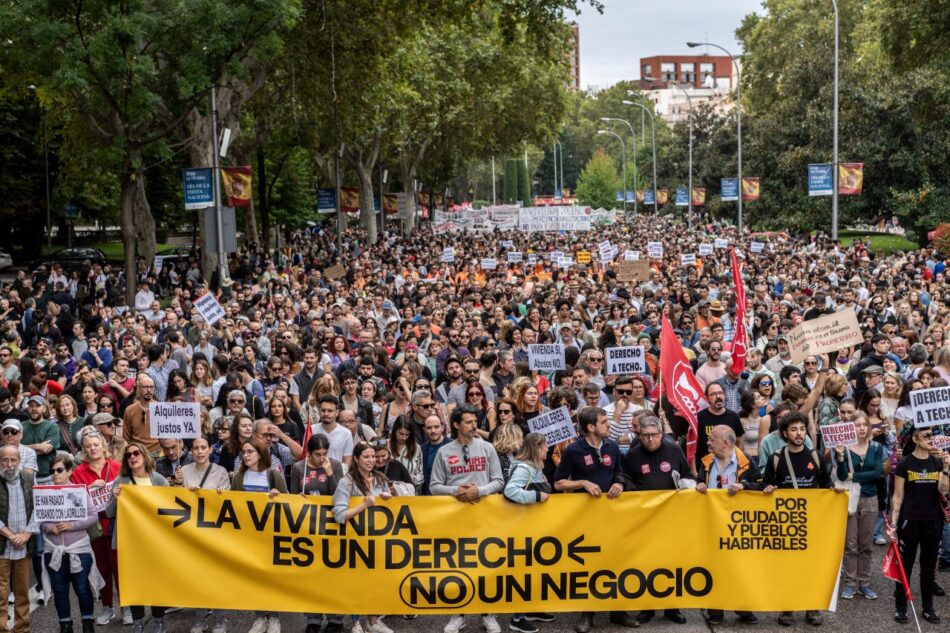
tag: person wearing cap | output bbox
[861,365,885,395]
[849,333,890,400]
[1,421,37,477]
[22,395,59,484]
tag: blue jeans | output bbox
[44,551,95,622]
[940,522,950,564]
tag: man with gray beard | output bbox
[0,445,39,633]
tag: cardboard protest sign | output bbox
[149,402,202,439]
[527,406,577,447]
[33,485,88,522]
[820,422,858,448]
[528,344,565,371]
[618,259,651,283]
[787,309,863,362]
[605,346,647,375]
[193,293,225,326]
[908,387,950,429]
[325,264,347,280]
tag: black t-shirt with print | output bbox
[895,454,944,522]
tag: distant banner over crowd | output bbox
[119,488,847,615]
[431,206,616,233]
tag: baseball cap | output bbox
[26,395,46,406]
[1,419,22,432]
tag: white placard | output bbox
[527,255,537,265]
[750,241,765,253]
[153,256,164,274]
[527,406,577,447]
[33,485,88,522]
[647,242,664,258]
[149,401,202,438]
[909,387,950,428]
[88,483,113,513]
[193,292,225,326]
[507,252,523,263]
[528,344,565,371]
[501,240,514,249]
[820,422,859,448]
[624,250,640,261]
[440,247,455,263]
[598,241,613,261]
[714,238,729,249]
[933,435,950,450]
[557,256,573,269]
[606,346,647,375]
[481,258,498,270]
[681,253,697,265]
[699,244,714,256]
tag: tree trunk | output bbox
[133,174,157,266]
[120,153,140,307]
[354,162,377,244]
[399,141,428,235]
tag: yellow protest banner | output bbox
[118,488,846,614]
[576,251,591,264]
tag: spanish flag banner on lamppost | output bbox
[636,190,645,204]
[691,188,706,206]
[838,163,863,195]
[656,189,669,205]
[339,187,360,214]
[741,177,761,201]
[220,166,252,207]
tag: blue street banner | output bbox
[675,187,689,207]
[316,188,336,213]
[721,178,739,202]
[644,189,656,205]
[615,191,634,203]
[808,163,834,197]
[183,168,215,210]
[615,191,623,202]
[626,191,636,203]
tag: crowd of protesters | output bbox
[0,214,948,633]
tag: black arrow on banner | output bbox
[157,497,192,528]
[567,534,600,564]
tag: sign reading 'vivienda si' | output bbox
[528,344,565,371]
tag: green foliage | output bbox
[576,149,620,209]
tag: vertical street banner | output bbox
[383,194,399,215]
[691,188,706,206]
[417,192,430,207]
[720,178,739,202]
[317,188,336,214]
[221,166,252,207]
[808,164,834,196]
[675,188,689,206]
[183,168,215,210]
[636,190,645,204]
[118,488,847,614]
[838,163,863,195]
[741,177,760,201]
[340,188,360,214]
[643,189,655,205]
[656,190,669,205]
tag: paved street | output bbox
[23,545,948,633]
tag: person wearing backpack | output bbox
[763,412,846,627]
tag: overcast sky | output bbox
[568,0,765,89]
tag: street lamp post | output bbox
[601,117,637,213]
[687,41,743,234]
[623,97,659,215]
[554,140,564,198]
[597,129,627,213]
[831,0,839,240]
[646,76,693,228]
[552,141,558,198]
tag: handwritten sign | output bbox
[528,344,565,371]
[618,259,651,283]
[33,485,88,522]
[325,264,347,280]
[820,422,858,448]
[909,386,950,429]
[606,346,647,375]
[193,292,225,326]
[647,242,664,259]
[149,401,202,439]
[699,244,714,256]
[527,406,577,447]
[787,309,863,362]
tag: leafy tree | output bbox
[576,149,620,209]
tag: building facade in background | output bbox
[638,54,739,125]
[567,23,580,90]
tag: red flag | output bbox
[660,314,707,464]
[298,421,313,462]
[882,539,913,602]
[730,248,748,374]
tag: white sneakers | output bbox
[266,616,281,633]
[445,615,467,633]
[482,616,501,633]
[123,607,134,625]
[352,621,366,633]
[248,618,268,633]
[367,620,393,633]
[96,607,115,625]
[211,618,228,633]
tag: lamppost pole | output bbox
[831,0,839,240]
[688,41,743,233]
[554,140,564,198]
[623,97,659,215]
[601,117,638,213]
[597,129,627,213]
[647,76,693,228]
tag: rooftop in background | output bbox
[638,54,734,91]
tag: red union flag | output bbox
[882,539,912,602]
[660,315,707,464]
[730,248,748,374]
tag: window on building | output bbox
[660,63,676,82]
[642,64,652,78]
[680,63,695,84]
[700,63,714,83]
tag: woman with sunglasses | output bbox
[40,451,100,633]
[71,429,121,625]
[465,382,496,440]
[331,441,393,633]
[107,441,168,633]
[888,426,950,624]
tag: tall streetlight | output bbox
[646,76,693,228]
[687,41,743,234]
[551,141,559,198]
[554,140,564,198]
[623,97,659,215]
[601,117,638,213]
[597,129,627,213]
[28,85,52,251]
[831,0,839,240]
